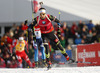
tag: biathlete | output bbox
[29,8,69,68]
[14,36,32,68]
[28,24,46,68]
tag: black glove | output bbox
[24,20,28,25]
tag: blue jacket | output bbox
[75,38,82,45]
[86,23,94,30]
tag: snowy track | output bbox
[0,66,100,73]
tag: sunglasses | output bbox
[40,13,46,15]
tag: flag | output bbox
[33,0,41,13]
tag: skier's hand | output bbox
[33,41,37,49]
[24,20,28,25]
[33,44,37,49]
[57,23,61,27]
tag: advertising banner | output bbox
[77,43,100,66]
[53,50,72,63]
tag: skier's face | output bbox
[19,40,23,43]
[40,13,46,19]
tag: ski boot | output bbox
[65,56,75,63]
[47,61,52,70]
[65,56,69,61]
[35,61,38,68]
[42,60,48,67]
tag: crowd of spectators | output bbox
[0,20,100,68]
[54,20,100,48]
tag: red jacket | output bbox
[21,25,28,30]
[36,14,54,34]
[7,36,13,44]
[71,24,78,35]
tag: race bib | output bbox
[35,30,41,38]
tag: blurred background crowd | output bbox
[0,20,100,68]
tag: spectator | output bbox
[90,32,98,43]
[6,30,13,45]
[28,45,34,62]
[71,22,78,39]
[60,36,66,48]
[71,22,78,35]
[1,34,7,44]
[95,24,100,42]
[91,27,97,33]
[78,20,84,30]
[10,23,17,32]
[83,25,89,32]
[77,20,85,35]
[62,22,69,46]
[95,24,100,35]
[20,21,28,31]
[81,27,88,37]
[86,20,95,31]
[81,35,89,44]
[67,45,72,50]
[74,34,82,45]
[28,35,33,45]
[14,26,20,39]
[59,27,64,36]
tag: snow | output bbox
[0,66,100,73]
